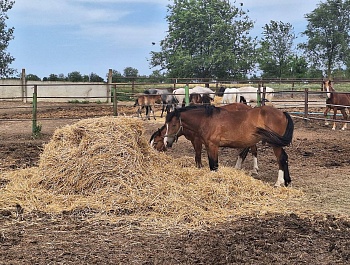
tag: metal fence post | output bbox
[304,87,309,125]
[185,83,190,106]
[32,85,38,136]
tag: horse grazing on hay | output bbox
[134,93,162,120]
[323,80,350,130]
[238,86,274,105]
[150,103,259,174]
[163,105,294,187]
[173,86,215,107]
[189,93,212,105]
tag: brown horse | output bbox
[164,105,294,187]
[134,94,162,120]
[323,80,350,130]
[150,103,259,173]
[189,93,212,105]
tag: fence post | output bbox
[21,69,27,103]
[107,69,112,103]
[256,87,261,107]
[185,83,190,106]
[261,86,266,106]
[304,88,309,125]
[32,85,38,136]
[113,84,118,116]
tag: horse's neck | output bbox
[181,113,202,135]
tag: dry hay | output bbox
[0,116,305,229]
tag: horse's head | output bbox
[323,80,334,98]
[164,110,183,148]
[150,126,167,151]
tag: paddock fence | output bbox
[0,78,349,137]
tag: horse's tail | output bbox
[256,112,294,147]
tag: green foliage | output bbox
[32,123,42,138]
[123,67,138,77]
[68,99,90,104]
[26,74,41,81]
[150,0,257,79]
[89,72,104,82]
[43,73,66,81]
[0,0,15,77]
[67,71,84,82]
[110,69,123,83]
[258,21,297,78]
[299,0,350,77]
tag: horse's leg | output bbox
[324,106,330,126]
[251,145,259,174]
[235,146,258,174]
[332,108,338,130]
[272,146,291,187]
[340,109,347,130]
[160,104,165,118]
[235,148,249,169]
[145,106,150,120]
[206,143,219,171]
[150,105,156,120]
[191,138,203,168]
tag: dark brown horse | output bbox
[150,103,259,173]
[134,94,162,120]
[323,80,350,130]
[189,93,212,105]
[164,105,294,187]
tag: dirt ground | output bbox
[0,101,349,264]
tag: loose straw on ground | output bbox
[0,116,304,229]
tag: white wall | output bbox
[0,79,23,100]
[0,80,110,102]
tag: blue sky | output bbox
[7,0,321,80]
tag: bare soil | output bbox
[0,102,349,264]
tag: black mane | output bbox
[165,105,220,123]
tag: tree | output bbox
[299,0,350,77]
[150,0,257,79]
[26,74,41,81]
[123,67,138,82]
[0,0,15,77]
[67,71,83,82]
[110,69,123,83]
[258,21,296,78]
[123,67,138,78]
[89,72,104,82]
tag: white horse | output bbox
[191,86,215,100]
[238,86,274,104]
[221,88,241,104]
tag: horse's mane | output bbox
[165,105,220,122]
[149,124,166,142]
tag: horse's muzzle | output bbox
[164,137,175,148]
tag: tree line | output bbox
[1,0,350,81]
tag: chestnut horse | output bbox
[150,103,259,173]
[134,94,162,120]
[163,105,294,187]
[323,80,350,130]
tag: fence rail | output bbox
[0,81,349,137]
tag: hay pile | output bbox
[0,116,304,228]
